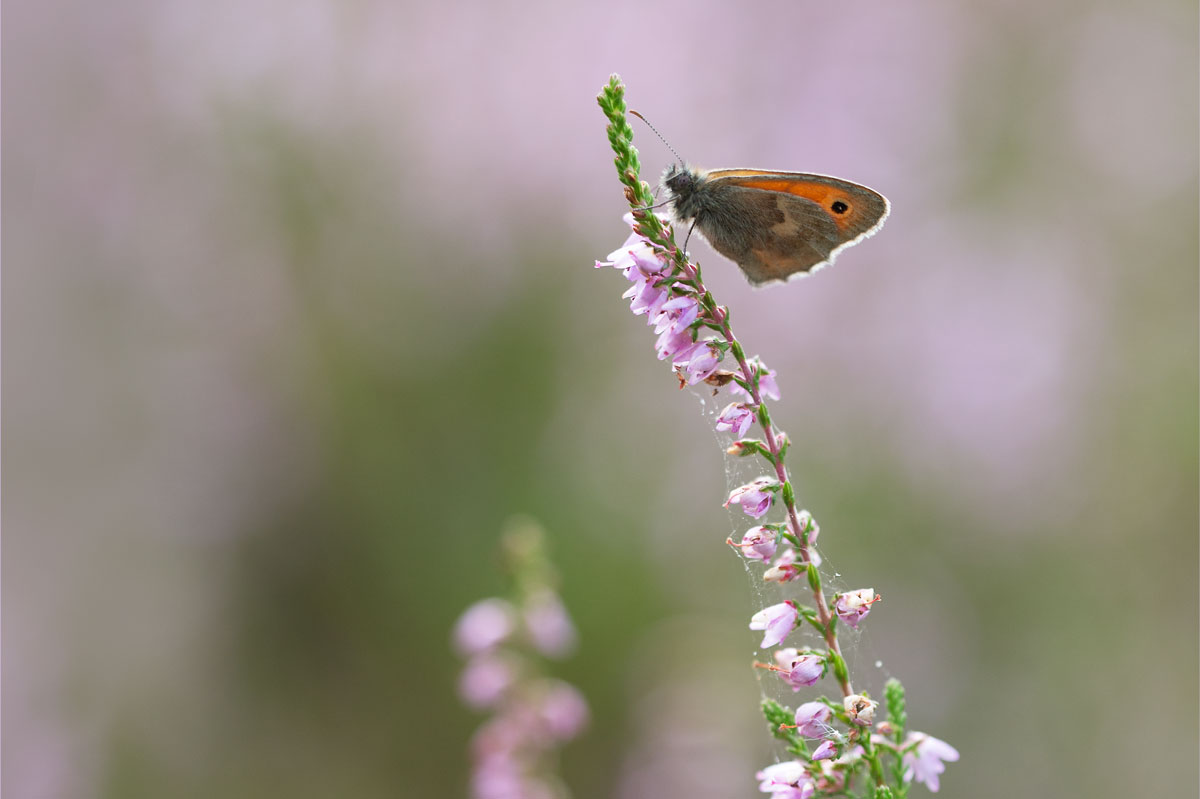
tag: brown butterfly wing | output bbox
[706,170,889,241]
[700,170,889,285]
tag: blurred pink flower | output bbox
[755,760,814,798]
[902,733,959,792]
[459,654,518,710]
[534,679,589,741]
[454,599,516,656]
[731,358,781,401]
[523,591,577,658]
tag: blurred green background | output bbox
[5,0,1197,796]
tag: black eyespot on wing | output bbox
[831,200,849,214]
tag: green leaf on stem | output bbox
[806,562,821,592]
[761,699,808,758]
[885,678,907,742]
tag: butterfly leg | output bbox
[682,218,698,256]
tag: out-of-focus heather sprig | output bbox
[594,75,957,798]
[454,517,588,799]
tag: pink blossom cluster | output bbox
[754,702,959,796]
[454,589,587,799]
[595,214,728,386]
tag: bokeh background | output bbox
[5,0,1198,796]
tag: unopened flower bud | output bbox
[726,440,752,456]
[811,740,838,760]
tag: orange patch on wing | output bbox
[712,174,855,229]
[732,177,836,204]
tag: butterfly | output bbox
[661,164,889,286]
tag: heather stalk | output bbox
[593,75,958,797]
[598,73,849,695]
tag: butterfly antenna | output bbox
[630,110,685,167]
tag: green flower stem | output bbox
[598,74,852,699]
[713,306,853,698]
[860,732,888,789]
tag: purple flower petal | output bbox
[793,702,833,738]
[833,588,879,630]
[749,601,798,648]
[731,526,777,563]
[716,402,756,438]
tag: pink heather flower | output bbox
[732,358,782,402]
[732,526,777,563]
[596,225,657,273]
[763,547,821,583]
[652,295,700,334]
[774,649,824,690]
[793,702,833,738]
[725,477,776,519]
[834,588,879,630]
[749,600,799,648]
[534,679,590,741]
[763,548,800,583]
[459,654,518,710]
[675,339,722,384]
[625,248,669,279]
[624,272,670,318]
[843,694,879,727]
[715,402,756,438]
[756,761,815,799]
[655,324,695,361]
[523,590,577,658]
[902,733,959,793]
[811,740,838,761]
[454,598,517,656]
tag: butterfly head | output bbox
[662,163,706,221]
